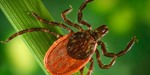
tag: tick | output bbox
[1,0,138,75]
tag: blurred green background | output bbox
[0,0,150,75]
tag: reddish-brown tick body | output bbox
[44,31,97,75]
[1,0,138,75]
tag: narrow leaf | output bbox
[0,0,88,75]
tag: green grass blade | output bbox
[0,0,62,75]
[0,0,88,75]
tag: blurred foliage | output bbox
[0,0,150,75]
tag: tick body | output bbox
[44,31,97,75]
[1,0,138,75]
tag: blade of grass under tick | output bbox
[0,0,62,75]
[0,0,88,75]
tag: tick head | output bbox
[91,25,109,41]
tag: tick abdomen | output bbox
[44,32,97,75]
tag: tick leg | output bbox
[97,36,138,57]
[61,5,83,31]
[1,28,63,43]
[28,11,73,32]
[87,58,94,75]
[116,36,138,57]
[80,67,84,75]
[80,58,93,75]
[95,49,116,69]
[78,0,94,31]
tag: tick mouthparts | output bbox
[101,25,108,29]
[105,26,108,29]
[100,25,108,33]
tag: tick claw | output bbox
[133,36,138,42]
[27,11,31,14]
[1,41,6,43]
[69,5,73,9]
[27,11,33,14]
[136,38,138,42]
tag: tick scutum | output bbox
[67,32,96,59]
